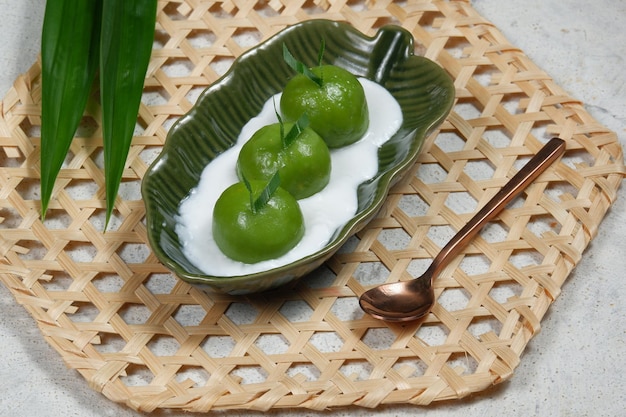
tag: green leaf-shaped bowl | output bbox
[142,19,454,294]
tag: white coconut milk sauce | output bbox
[176,78,403,276]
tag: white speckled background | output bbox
[0,1,624,416]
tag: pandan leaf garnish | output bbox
[282,39,326,87]
[242,171,281,214]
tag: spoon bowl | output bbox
[359,278,434,321]
[359,138,566,322]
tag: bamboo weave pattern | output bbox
[0,0,624,412]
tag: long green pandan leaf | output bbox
[40,0,102,219]
[100,0,157,229]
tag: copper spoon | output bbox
[359,138,566,322]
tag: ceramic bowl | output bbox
[142,19,455,294]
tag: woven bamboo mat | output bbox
[0,0,624,412]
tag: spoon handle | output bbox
[427,138,566,278]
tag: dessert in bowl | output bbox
[142,19,455,294]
